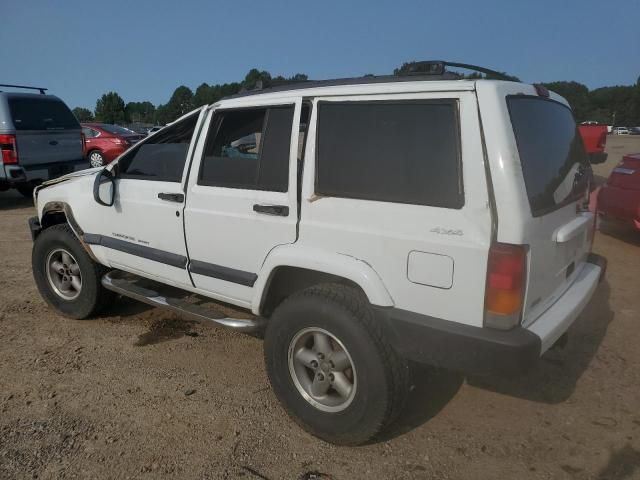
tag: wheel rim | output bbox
[288,327,357,412]
[45,249,82,300]
[89,152,103,167]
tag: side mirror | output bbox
[93,168,115,206]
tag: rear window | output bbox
[98,124,135,135]
[316,100,463,208]
[508,96,589,217]
[8,97,80,131]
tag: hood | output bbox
[34,166,102,202]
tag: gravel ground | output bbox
[1,136,639,480]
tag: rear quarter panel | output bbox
[298,90,493,327]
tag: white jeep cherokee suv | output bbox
[29,62,606,445]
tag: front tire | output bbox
[32,224,113,319]
[264,284,409,445]
[88,150,105,168]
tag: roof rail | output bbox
[225,60,517,99]
[398,61,514,81]
[0,84,48,94]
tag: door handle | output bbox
[158,192,184,203]
[253,204,289,216]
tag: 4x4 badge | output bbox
[430,227,463,236]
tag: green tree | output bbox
[154,104,171,125]
[95,92,126,124]
[125,101,156,123]
[543,81,591,121]
[72,107,93,122]
[165,86,194,121]
[589,85,636,125]
[242,69,272,90]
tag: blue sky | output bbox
[3,0,638,110]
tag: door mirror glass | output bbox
[93,168,115,206]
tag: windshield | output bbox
[508,96,589,217]
[98,124,136,135]
[8,97,80,131]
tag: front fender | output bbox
[252,244,394,314]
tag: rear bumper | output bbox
[377,254,606,376]
[1,159,88,186]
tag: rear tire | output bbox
[32,224,114,319]
[88,150,104,168]
[264,283,409,445]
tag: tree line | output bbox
[71,69,307,126]
[72,65,640,127]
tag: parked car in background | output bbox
[629,127,640,135]
[146,125,163,135]
[598,153,640,231]
[578,123,607,164]
[0,84,85,197]
[81,123,144,167]
[612,127,630,135]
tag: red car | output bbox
[81,123,144,167]
[598,153,640,231]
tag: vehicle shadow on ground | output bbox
[376,365,464,442]
[100,295,153,319]
[0,192,32,211]
[467,280,613,404]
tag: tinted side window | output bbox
[8,97,80,131]
[118,112,198,182]
[199,106,294,192]
[316,100,463,208]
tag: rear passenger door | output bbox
[184,99,303,306]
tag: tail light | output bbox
[0,134,18,164]
[109,137,127,145]
[484,242,526,330]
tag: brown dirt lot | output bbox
[1,136,640,480]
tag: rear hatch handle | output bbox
[553,212,593,243]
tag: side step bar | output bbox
[101,270,265,333]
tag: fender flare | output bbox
[252,244,394,314]
[41,201,99,262]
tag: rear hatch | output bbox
[8,95,83,166]
[507,94,593,327]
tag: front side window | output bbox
[117,112,199,182]
[316,100,463,208]
[198,106,294,192]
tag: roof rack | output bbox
[224,61,516,99]
[0,84,48,94]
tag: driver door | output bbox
[85,109,206,287]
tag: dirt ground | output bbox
[1,136,639,480]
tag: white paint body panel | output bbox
[183,100,301,304]
[35,78,602,354]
